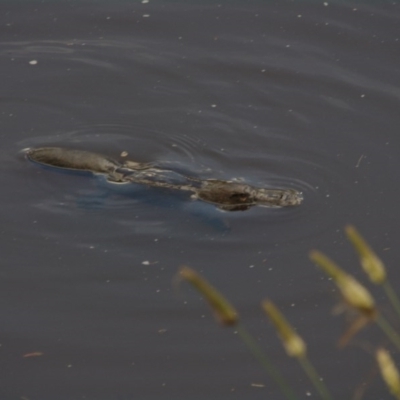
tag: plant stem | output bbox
[383,281,400,320]
[298,356,333,400]
[236,324,298,400]
[376,315,400,351]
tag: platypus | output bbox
[24,147,303,211]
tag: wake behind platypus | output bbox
[24,147,303,211]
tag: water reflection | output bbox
[0,1,399,399]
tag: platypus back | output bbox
[25,147,120,174]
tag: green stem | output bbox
[298,356,333,400]
[376,315,400,351]
[383,281,400,321]
[236,325,298,400]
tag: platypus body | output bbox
[25,147,303,211]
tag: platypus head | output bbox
[253,188,303,207]
[196,180,303,211]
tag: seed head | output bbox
[376,347,400,399]
[262,300,306,358]
[345,225,386,284]
[178,266,239,326]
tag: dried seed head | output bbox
[376,347,400,399]
[345,225,386,284]
[337,274,377,316]
[178,266,239,326]
[262,300,306,358]
[310,250,376,317]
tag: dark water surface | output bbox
[1,1,399,399]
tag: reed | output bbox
[262,300,332,400]
[177,266,298,400]
[376,347,400,400]
[345,225,400,319]
[176,226,400,399]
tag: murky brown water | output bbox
[0,1,399,399]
